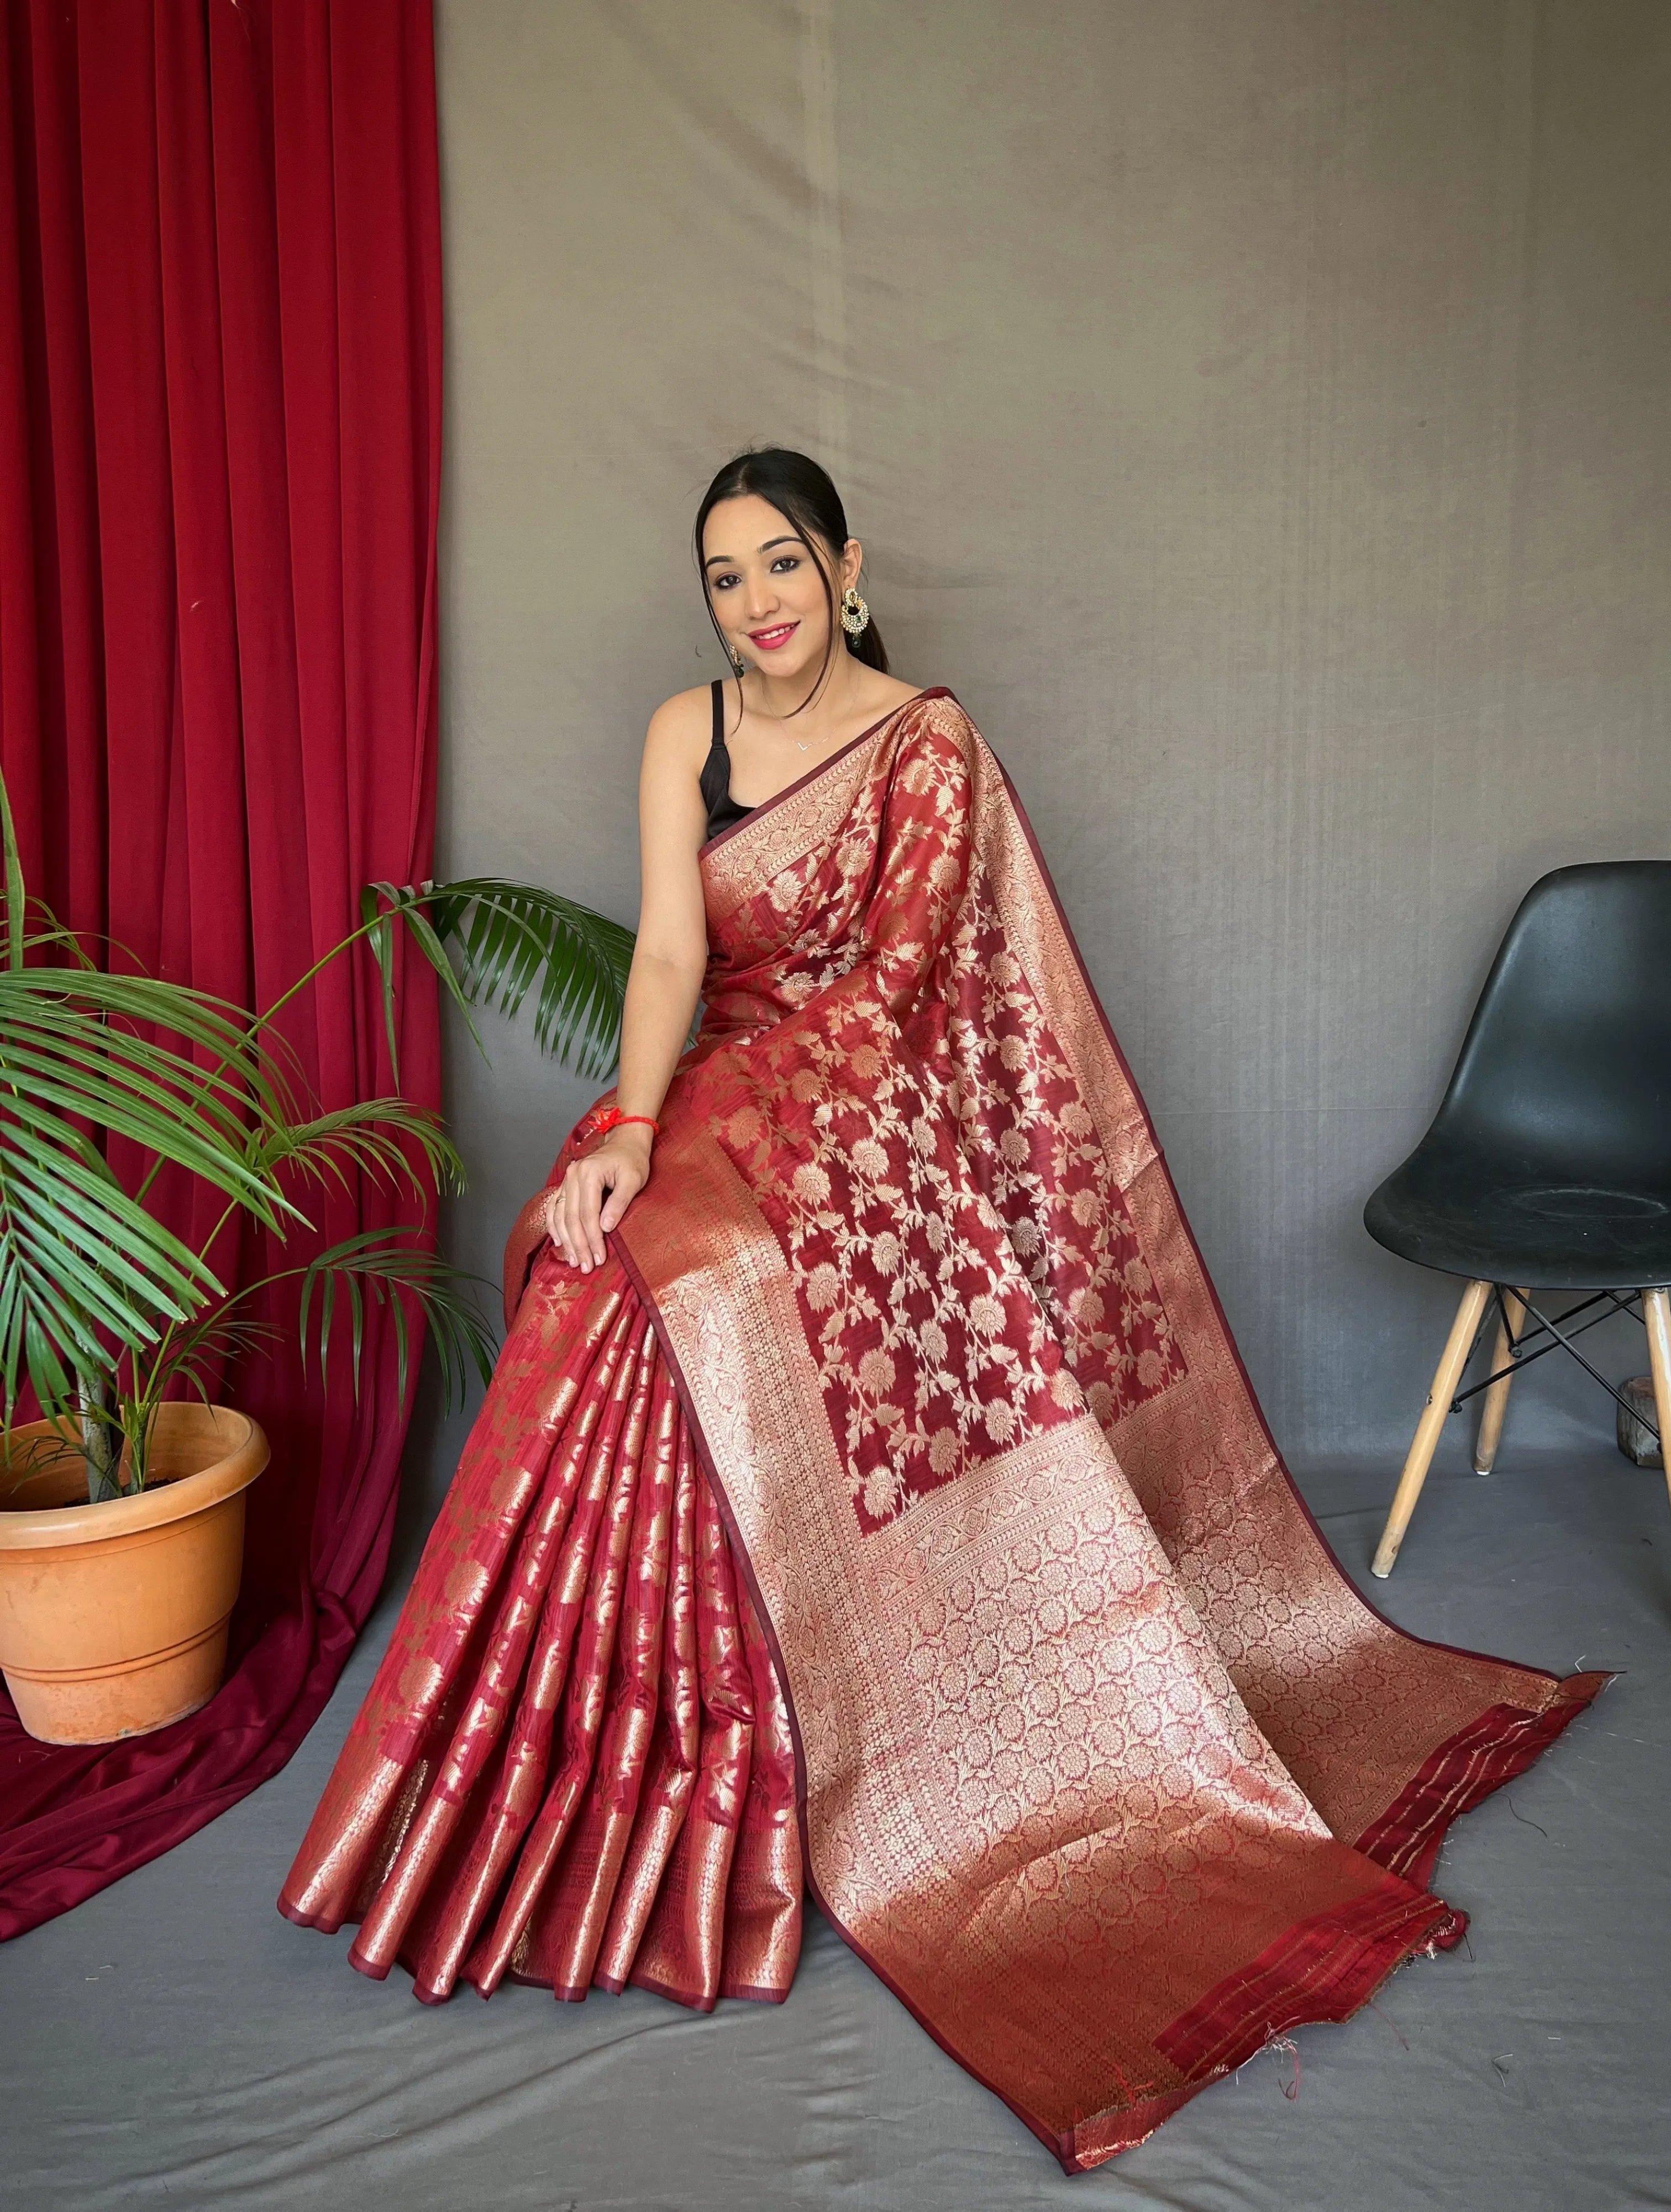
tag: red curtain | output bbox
[0,0,442,1936]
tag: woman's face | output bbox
[702,493,859,686]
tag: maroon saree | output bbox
[281,691,1600,2169]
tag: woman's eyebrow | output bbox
[703,534,805,569]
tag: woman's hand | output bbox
[544,1133,651,1272]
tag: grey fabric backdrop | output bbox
[412,0,1670,1529]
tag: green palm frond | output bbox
[436,878,634,1071]
[0,769,606,1453]
[364,877,633,1084]
[0,772,25,973]
[252,1097,465,1202]
[297,1227,497,1416]
[0,976,293,1225]
[14,914,99,971]
[0,1110,224,1416]
[140,1307,281,1415]
[3,964,286,1094]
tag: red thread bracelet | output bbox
[585,1106,658,1140]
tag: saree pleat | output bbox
[283,1254,802,2014]
[284,690,1601,2168]
[626,1470,757,2011]
[592,1434,703,1992]
[484,1336,658,1993]
[508,1367,682,2000]
[405,1317,654,1999]
[717,1593,803,2001]
[347,1303,646,1983]
[280,1271,630,1938]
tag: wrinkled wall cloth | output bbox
[426,0,1671,1494]
[0,0,442,1937]
[282,694,1601,2171]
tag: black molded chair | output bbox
[1365,861,1671,1576]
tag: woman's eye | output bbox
[770,555,800,573]
[712,573,739,591]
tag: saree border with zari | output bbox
[283,689,1602,2174]
[609,690,1603,2169]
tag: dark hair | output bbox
[693,448,889,712]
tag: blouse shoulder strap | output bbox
[709,677,725,752]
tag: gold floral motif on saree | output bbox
[282,687,1602,2174]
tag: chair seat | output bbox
[1365,1141,1671,1290]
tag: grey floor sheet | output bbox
[4,1454,1668,2212]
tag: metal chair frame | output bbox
[1370,1278,1671,1579]
[1456,1286,1647,1431]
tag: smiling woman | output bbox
[539,450,924,1276]
[281,449,1601,2172]
[697,445,892,694]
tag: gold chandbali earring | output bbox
[840,585,870,637]
[729,646,747,675]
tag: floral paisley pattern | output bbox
[696,705,1183,1533]
[285,688,1601,2176]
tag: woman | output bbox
[282,449,1599,2171]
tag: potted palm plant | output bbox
[0,776,630,1745]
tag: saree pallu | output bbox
[282,691,1601,2169]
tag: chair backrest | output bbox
[1433,861,1671,1187]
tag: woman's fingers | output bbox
[557,1160,606,1271]
[580,1163,608,1267]
[544,1182,577,1267]
[565,1171,596,1270]
[547,1150,649,1272]
[550,1176,582,1269]
[598,1157,644,1233]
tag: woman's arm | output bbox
[547,694,710,1272]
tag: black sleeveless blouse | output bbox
[700,679,753,842]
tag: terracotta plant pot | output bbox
[0,1403,268,1745]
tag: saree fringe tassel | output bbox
[282,693,1603,2169]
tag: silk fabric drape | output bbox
[284,693,1600,2168]
[0,0,442,1937]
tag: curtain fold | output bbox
[0,0,442,1938]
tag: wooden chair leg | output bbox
[1372,1279,1493,1579]
[1643,1288,1671,1519]
[1473,1286,1529,1474]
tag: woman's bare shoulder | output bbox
[867,672,928,711]
[847,670,931,732]
[646,683,715,741]
[642,685,717,786]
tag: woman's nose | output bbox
[742,571,778,618]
